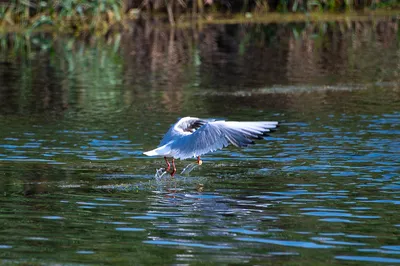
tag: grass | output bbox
[0,0,399,33]
[0,0,123,34]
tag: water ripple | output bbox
[335,256,400,263]
[236,237,334,249]
[144,239,232,249]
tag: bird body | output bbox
[144,117,278,160]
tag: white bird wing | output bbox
[158,117,209,146]
[169,120,278,159]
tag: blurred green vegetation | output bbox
[0,0,399,33]
[0,31,125,118]
[1,17,399,119]
[0,0,123,33]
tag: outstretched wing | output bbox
[158,117,209,146]
[169,120,278,159]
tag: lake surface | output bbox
[0,16,399,265]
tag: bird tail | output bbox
[143,144,171,157]
[143,149,158,156]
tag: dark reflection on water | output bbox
[0,17,400,265]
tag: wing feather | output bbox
[169,120,278,159]
[159,117,208,146]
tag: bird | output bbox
[143,117,279,176]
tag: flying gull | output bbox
[144,117,279,176]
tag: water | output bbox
[0,17,399,265]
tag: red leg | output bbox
[170,158,177,176]
[164,157,170,171]
[197,156,203,165]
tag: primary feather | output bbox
[143,117,278,160]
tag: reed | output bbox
[0,0,398,33]
[0,0,123,33]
